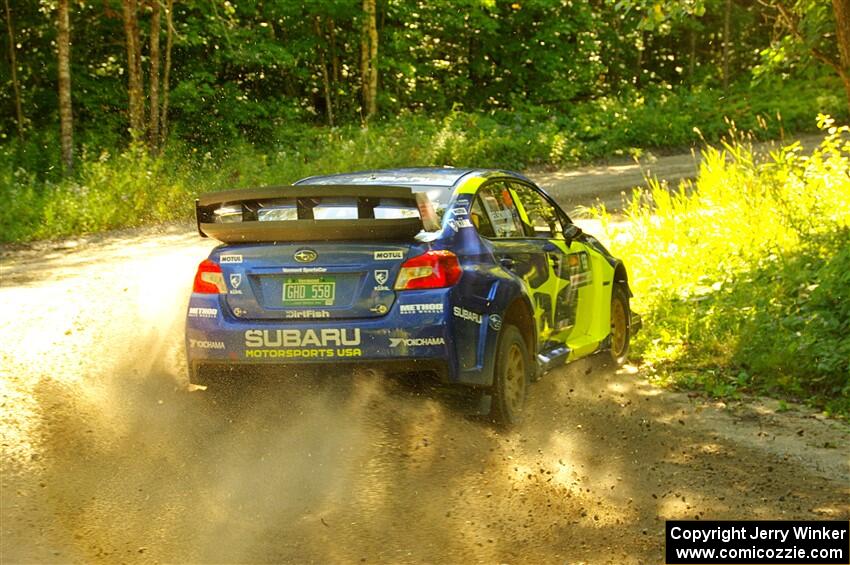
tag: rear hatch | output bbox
[215,243,412,320]
[196,184,436,321]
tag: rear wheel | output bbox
[609,283,631,366]
[490,324,529,427]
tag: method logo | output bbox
[188,307,218,318]
[229,273,242,288]
[399,303,444,314]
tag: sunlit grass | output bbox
[591,116,850,416]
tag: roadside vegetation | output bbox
[2,0,850,242]
[2,76,845,243]
[593,116,850,417]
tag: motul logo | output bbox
[374,250,404,260]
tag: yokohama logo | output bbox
[389,337,445,347]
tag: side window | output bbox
[470,183,524,239]
[510,183,563,238]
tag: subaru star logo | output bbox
[294,249,317,263]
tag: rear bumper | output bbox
[186,289,485,385]
[190,358,450,386]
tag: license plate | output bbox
[282,277,336,306]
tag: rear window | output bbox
[210,188,452,224]
[211,196,423,223]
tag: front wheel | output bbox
[489,324,529,427]
[609,283,631,366]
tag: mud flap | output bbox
[630,312,642,334]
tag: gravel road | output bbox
[1,147,847,563]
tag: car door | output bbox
[507,182,595,349]
[470,180,560,348]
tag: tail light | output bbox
[193,259,227,294]
[394,250,462,290]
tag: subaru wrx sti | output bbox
[186,168,639,425]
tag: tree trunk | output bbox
[635,32,644,87]
[4,0,24,140]
[314,16,334,127]
[833,0,850,113]
[367,0,378,119]
[328,18,339,83]
[122,0,144,139]
[327,18,339,114]
[722,0,732,90]
[688,25,697,82]
[57,0,73,173]
[148,0,161,152]
[359,0,370,120]
[160,0,174,145]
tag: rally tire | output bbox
[489,324,530,427]
[609,283,631,366]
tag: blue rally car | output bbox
[186,168,639,425]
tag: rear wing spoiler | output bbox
[195,185,439,243]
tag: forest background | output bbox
[1,0,849,242]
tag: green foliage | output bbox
[0,143,194,241]
[755,0,841,80]
[1,0,839,144]
[1,76,845,242]
[591,117,850,416]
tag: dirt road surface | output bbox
[532,133,825,214]
[2,145,848,563]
